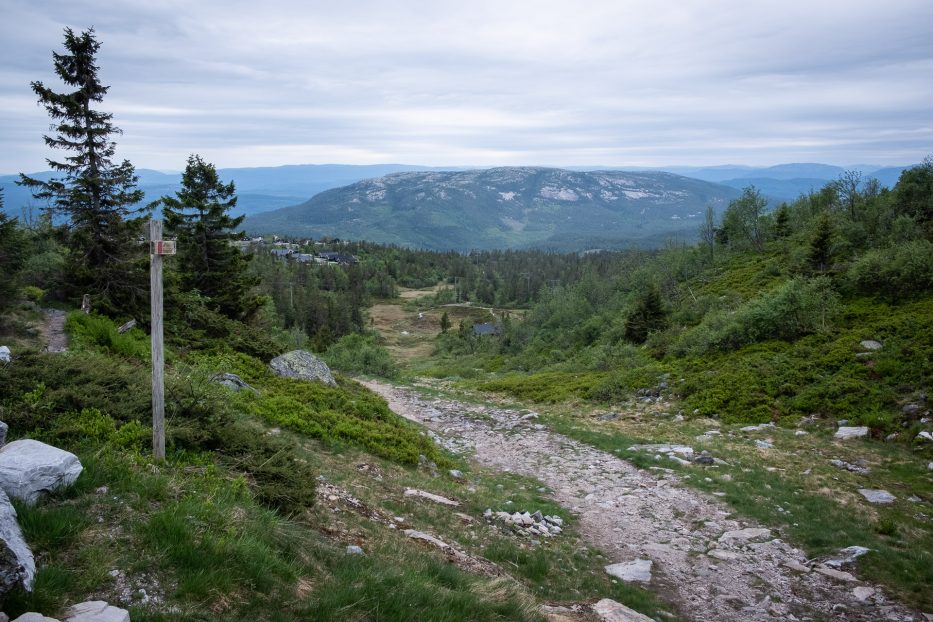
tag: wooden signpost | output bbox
[149,220,174,460]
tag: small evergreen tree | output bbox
[439,310,451,333]
[157,154,261,319]
[807,212,834,273]
[774,204,791,239]
[18,28,146,314]
[0,190,28,315]
[624,285,668,344]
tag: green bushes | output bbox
[847,239,933,302]
[237,376,445,466]
[674,277,840,354]
[65,312,149,359]
[479,372,608,403]
[323,333,398,378]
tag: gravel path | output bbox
[42,308,68,353]
[363,380,922,622]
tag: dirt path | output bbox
[363,380,921,622]
[42,309,68,353]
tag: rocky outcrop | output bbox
[592,599,654,622]
[10,601,130,622]
[269,350,337,386]
[0,489,35,596]
[211,372,258,394]
[0,440,83,505]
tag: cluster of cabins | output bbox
[231,236,359,266]
[269,248,359,265]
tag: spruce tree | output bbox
[807,212,834,273]
[624,285,668,344]
[18,28,146,314]
[157,154,260,319]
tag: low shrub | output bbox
[323,333,398,378]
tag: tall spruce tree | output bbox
[18,28,145,314]
[157,155,260,319]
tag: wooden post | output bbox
[150,219,165,461]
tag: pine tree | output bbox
[440,311,451,333]
[157,154,260,319]
[0,189,28,314]
[18,28,146,314]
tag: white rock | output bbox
[403,488,459,506]
[852,586,875,602]
[627,444,693,457]
[708,549,740,561]
[719,527,771,544]
[755,439,774,449]
[835,427,869,440]
[0,440,83,505]
[0,489,35,594]
[12,614,58,622]
[345,545,364,555]
[0,346,10,363]
[858,489,895,504]
[825,546,871,568]
[592,598,655,622]
[917,431,933,442]
[604,558,652,583]
[64,600,130,622]
[814,565,858,582]
[740,423,774,432]
[859,340,883,351]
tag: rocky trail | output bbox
[42,309,68,353]
[363,380,923,622]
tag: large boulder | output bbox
[0,488,35,596]
[64,601,130,622]
[269,350,337,386]
[0,440,83,505]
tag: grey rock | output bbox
[346,545,364,555]
[825,546,871,568]
[0,489,35,596]
[852,586,875,602]
[859,340,883,351]
[740,423,774,432]
[0,421,7,448]
[531,510,543,522]
[448,469,464,479]
[12,614,58,622]
[592,598,655,622]
[0,346,10,363]
[0,440,83,505]
[835,426,869,440]
[403,488,459,506]
[858,489,896,504]
[211,372,258,394]
[627,444,693,458]
[754,439,774,449]
[917,431,933,442]
[719,527,771,544]
[928,462,933,472]
[64,600,130,622]
[902,403,922,416]
[814,565,858,582]
[604,558,652,583]
[829,459,870,475]
[693,455,715,465]
[269,350,337,386]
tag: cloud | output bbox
[1,0,932,172]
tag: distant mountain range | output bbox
[244,167,742,251]
[0,164,443,221]
[1,161,914,250]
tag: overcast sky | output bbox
[2,0,932,173]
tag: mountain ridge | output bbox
[244,166,742,251]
